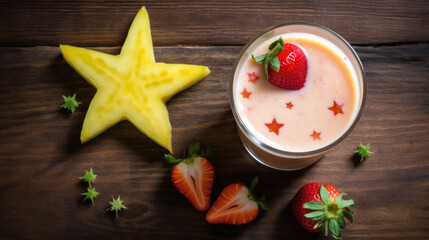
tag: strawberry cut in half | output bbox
[252,37,308,90]
[165,143,214,211]
[290,183,354,239]
[206,177,270,225]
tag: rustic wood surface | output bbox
[0,1,428,239]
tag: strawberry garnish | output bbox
[165,143,214,211]
[206,177,269,225]
[290,183,354,239]
[265,118,284,135]
[328,100,344,116]
[252,37,308,90]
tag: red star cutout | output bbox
[328,100,344,116]
[240,88,252,99]
[286,101,294,109]
[247,72,259,83]
[310,130,321,140]
[265,118,284,135]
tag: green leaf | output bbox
[268,37,282,50]
[264,62,269,80]
[257,195,270,212]
[164,154,181,164]
[313,219,324,229]
[303,201,325,210]
[329,219,340,237]
[337,216,346,228]
[250,176,259,191]
[323,219,329,236]
[252,53,267,64]
[335,192,347,203]
[269,56,280,72]
[340,199,354,208]
[343,209,354,223]
[304,211,325,219]
[320,185,332,203]
[188,142,200,156]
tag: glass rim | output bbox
[229,22,367,157]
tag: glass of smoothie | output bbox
[229,23,367,170]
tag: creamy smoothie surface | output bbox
[235,33,359,152]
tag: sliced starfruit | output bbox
[60,7,210,153]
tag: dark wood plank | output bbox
[0,0,428,47]
[0,43,428,239]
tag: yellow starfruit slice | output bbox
[60,7,210,153]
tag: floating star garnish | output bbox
[61,93,81,113]
[79,167,97,188]
[247,72,259,83]
[82,187,100,204]
[60,7,210,153]
[265,118,284,135]
[328,100,344,116]
[240,88,252,99]
[107,195,127,217]
[310,130,321,140]
[354,143,373,162]
[286,101,294,109]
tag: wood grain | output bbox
[0,0,428,47]
[0,43,428,239]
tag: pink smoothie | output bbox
[235,33,359,152]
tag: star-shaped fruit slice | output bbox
[328,100,344,116]
[310,130,321,140]
[240,88,252,99]
[247,72,259,83]
[265,118,284,135]
[60,7,210,153]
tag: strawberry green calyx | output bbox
[303,185,354,239]
[252,37,284,80]
[240,177,270,212]
[164,143,210,165]
[107,195,127,217]
[79,168,97,188]
[81,187,99,204]
[61,93,82,113]
[354,143,373,162]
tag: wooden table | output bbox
[1,1,428,239]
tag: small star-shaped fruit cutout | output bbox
[79,167,97,188]
[106,195,127,217]
[328,100,344,116]
[247,72,259,83]
[60,8,210,153]
[240,88,252,99]
[354,143,373,162]
[286,101,294,109]
[265,118,284,135]
[310,130,321,140]
[61,93,82,113]
[81,187,100,205]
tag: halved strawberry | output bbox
[165,143,214,211]
[206,177,269,225]
[252,37,308,90]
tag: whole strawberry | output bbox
[290,183,354,239]
[165,143,214,211]
[252,37,308,90]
